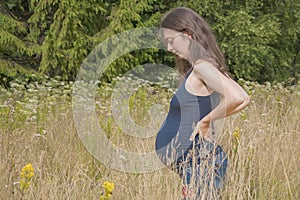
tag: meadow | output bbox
[0,74,299,200]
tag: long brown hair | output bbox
[161,7,228,77]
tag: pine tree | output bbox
[0,1,36,86]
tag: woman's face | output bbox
[163,29,191,60]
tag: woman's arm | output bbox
[189,61,250,141]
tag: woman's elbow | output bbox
[235,93,250,107]
[229,92,250,108]
[244,94,251,106]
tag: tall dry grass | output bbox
[0,78,299,199]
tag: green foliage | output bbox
[0,0,300,85]
[218,11,282,82]
[92,0,162,82]
[0,1,37,86]
[28,0,106,80]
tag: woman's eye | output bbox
[166,38,173,44]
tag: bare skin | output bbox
[189,61,250,142]
[164,29,250,142]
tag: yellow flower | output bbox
[232,127,240,139]
[100,181,114,200]
[20,163,35,179]
[99,194,111,200]
[232,127,240,154]
[20,163,35,191]
[103,181,114,194]
[99,195,106,200]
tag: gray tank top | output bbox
[155,67,220,165]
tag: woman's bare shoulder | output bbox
[193,59,219,79]
[194,58,217,66]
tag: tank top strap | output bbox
[185,67,193,79]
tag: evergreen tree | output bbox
[0,0,299,85]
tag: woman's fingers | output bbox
[190,121,213,142]
[203,134,214,143]
[189,128,200,141]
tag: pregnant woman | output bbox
[155,7,250,199]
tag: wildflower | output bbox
[100,195,111,200]
[232,127,240,154]
[100,181,114,200]
[103,181,114,194]
[20,163,34,191]
[232,127,240,139]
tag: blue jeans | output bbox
[174,137,228,198]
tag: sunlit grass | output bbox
[0,75,299,199]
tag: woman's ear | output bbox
[183,32,192,39]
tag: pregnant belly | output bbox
[155,125,193,165]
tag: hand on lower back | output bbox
[190,120,214,143]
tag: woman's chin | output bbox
[177,54,184,59]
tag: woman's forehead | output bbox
[163,29,181,37]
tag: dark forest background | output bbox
[1,0,299,86]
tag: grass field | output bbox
[0,76,299,200]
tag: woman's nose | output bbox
[167,43,173,52]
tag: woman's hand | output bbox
[190,120,214,142]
